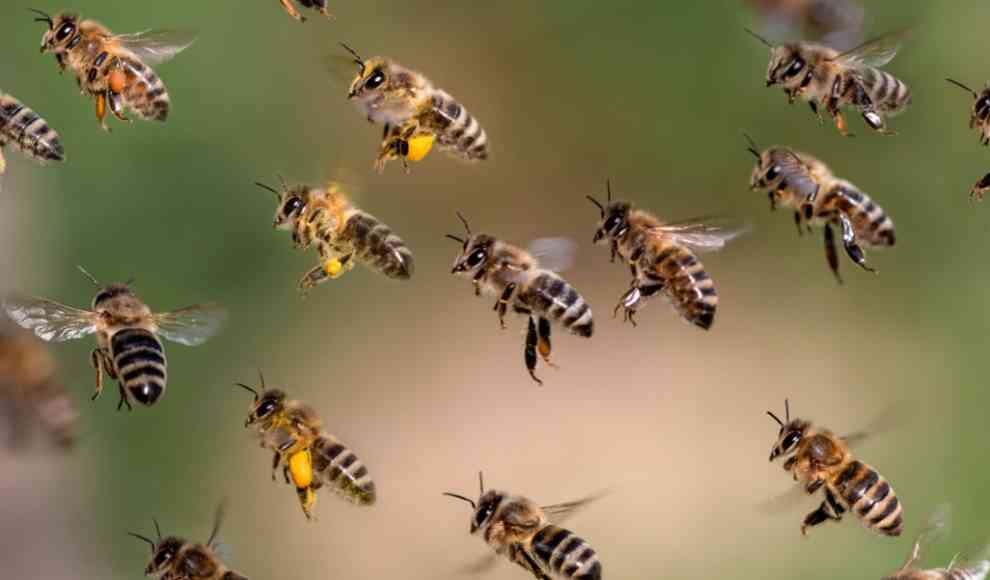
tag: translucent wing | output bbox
[650,219,750,253]
[841,400,915,448]
[114,29,198,66]
[2,296,98,343]
[831,28,911,69]
[527,238,577,273]
[541,490,608,524]
[770,148,821,201]
[153,304,226,346]
[327,54,362,90]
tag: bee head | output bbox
[743,135,786,191]
[342,42,388,101]
[767,399,809,461]
[35,11,77,54]
[447,212,494,275]
[588,180,630,244]
[257,178,306,229]
[443,472,503,535]
[129,519,182,575]
[765,44,808,90]
[237,372,286,427]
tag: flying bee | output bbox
[745,133,895,283]
[238,374,376,520]
[340,43,489,173]
[748,27,911,136]
[260,178,414,295]
[443,472,603,580]
[129,503,249,580]
[277,0,333,22]
[884,505,990,580]
[945,78,990,146]
[33,9,196,131]
[766,399,904,537]
[2,267,225,410]
[587,181,745,330]
[0,325,76,449]
[0,90,65,189]
[447,213,593,385]
[744,0,864,50]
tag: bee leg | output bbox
[800,491,844,536]
[94,93,111,132]
[823,224,843,285]
[313,0,334,18]
[297,485,317,521]
[609,240,618,262]
[282,465,292,485]
[116,385,132,412]
[839,215,876,274]
[272,452,282,482]
[279,0,306,21]
[536,316,558,369]
[832,110,852,137]
[809,101,824,125]
[804,477,825,494]
[107,89,129,123]
[472,268,486,297]
[494,283,517,329]
[89,348,111,401]
[793,211,803,237]
[970,173,990,202]
[767,191,777,212]
[0,149,6,180]
[524,316,543,386]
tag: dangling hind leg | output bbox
[298,253,354,295]
[524,316,542,386]
[801,489,844,536]
[862,109,895,135]
[823,224,843,285]
[107,89,130,123]
[839,215,877,274]
[536,317,558,369]
[279,0,306,20]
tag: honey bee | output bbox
[0,325,76,449]
[0,91,65,189]
[33,9,196,131]
[946,78,990,146]
[767,399,904,537]
[129,503,249,580]
[885,506,990,580]
[447,213,593,385]
[2,267,225,410]
[443,472,603,580]
[277,0,333,22]
[239,374,376,520]
[744,0,864,50]
[260,177,414,294]
[587,181,745,330]
[748,27,911,135]
[745,133,895,283]
[341,43,489,173]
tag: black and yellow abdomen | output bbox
[110,328,166,406]
[831,460,903,537]
[651,244,717,330]
[0,94,65,163]
[531,525,602,580]
[342,211,414,280]
[114,56,170,122]
[311,435,376,506]
[427,89,489,161]
[821,186,895,247]
[855,67,911,114]
[520,272,593,338]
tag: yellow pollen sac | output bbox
[288,449,314,489]
[405,134,435,162]
[323,258,343,278]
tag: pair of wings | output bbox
[828,28,910,69]
[110,29,197,66]
[2,296,225,346]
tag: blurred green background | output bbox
[1,0,988,578]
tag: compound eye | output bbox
[466,248,486,268]
[154,549,172,568]
[55,22,75,41]
[765,165,780,182]
[604,214,622,233]
[257,401,276,418]
[474,504,494,527]
[283,197,303,216]
[784,56,805,78]
[782,431,801,451]
[364,69,386,90]
[978,97,990,115]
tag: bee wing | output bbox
[841,400,915,448]
[649,219,750,253]
[541,489,608,524]
[526,238,577,273]
[2,296,98,342]
[830,28,911,69]
[457,553,500,575]
[327,54,361,90]
[153,303,226,346]
[113,29,198,66]
[757,485,811,514]
[771,149,821,201]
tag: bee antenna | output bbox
[76,265,101,286]
[28,8,53,26]
[442,492,477,510]
[586,195,605,215]
[257,369,266,391]
[254,181,281,199]
[946,78,978,97]
[128,532,156,549]
[743,27,773,47]
[455,211,472,236]
[478,471,485,495]
[275,174,289,192]
[235,382,259,399]
[339,42,364,67]
[741,131,762,158]
[207,501,226,548]
[445,234,466,245]
[785,398,790,422]
[606,178,613,203]
[152,518,162,541]
[766,410,784,427]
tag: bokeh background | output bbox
[1,0,988,578]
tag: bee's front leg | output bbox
[89,348,112,401]
[472,268,487,297]
[271,451,283,482]
[116,385,132,411]
[279,0,306,21]
[493,283,517,329]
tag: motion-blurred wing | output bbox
[327,54,362,90]
[154,304,226,346]
[650,219,750,253]
[527,238,577,273]
[2,296,97,342]
[771,148,821,201]
[541,490,608,524]
[458,553,500,575]
[114,29,197,65]
[841,400,914,448]
[831,28,910,68]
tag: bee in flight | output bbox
[587,180,745,329]
[33,9,196,131]
[748,26,911,136]
[239,373,376,520]
[2,267,225,410]
[0,325,76,449]
[945,78,990,147]
[744,0,864,50]
[129,503,249,580]
[443,472,603,580]
[0,90,65,189]
[341,43,489,173]
[767,399,904,537]
[277,0,333,22]
[745,133,895,283]
[259,177,414,295]
[447,213,593,385]
[884,505,990,580]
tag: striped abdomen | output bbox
[310,435,376,506]
[650,243,717,330]
[820,184,896,247]
[110,328,167,406]
[114,55,170,121]
[519,272,594,337]
[830,459,903,536]
[341,211,414,280]
[854,68,911,114]
[530,525,602,580]
[0,94,65,163]
[428,89,489,161]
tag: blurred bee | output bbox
[443,472,603,580]
[969,173,990,202]
[239,374,376,520]
[946,78,990,146]
[767,399,904,537]
[341,43,489,173]
[0,325,76,449]
[2,267,225,410]
[33,9,196,131]
[884,505,990,580]
[744,0,864,50]
[587,181,745,330]
[0,90,65,189]
[748,27,911,136]
[447,213,593,385]
[260,177,414,294]
[129,503,249,580]
[278,0,333,22]
[745,133,895,283]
